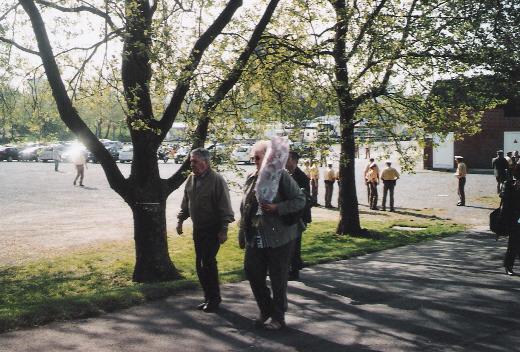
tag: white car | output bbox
[38,144,64,162]
[118,145,133,163]
[232,145,253,164]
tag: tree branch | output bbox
[19,0,128,199]
[158,0,243,140]
[166,0,281,194]
[0,36,39,55]
[34,0,118,31]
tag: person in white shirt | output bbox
[72,150,87,186]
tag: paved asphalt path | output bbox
[1,227,518,351]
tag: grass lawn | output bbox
[0,216,463,332]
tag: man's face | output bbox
[190,154,209,176]
[254,150,265,170]
[286,156,297,171]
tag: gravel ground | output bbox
[0,144,498,266]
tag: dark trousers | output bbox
[369,182,378,209]
[366,182,371,203]
[458,177,466,205]
[382,180,396,210]
[245,240,293,323]
[54,159,60,172]
[290,232,303,274]
[311,179,319,205]
[324,180,334,207]
[505,226,520,269]
[496,175,506,194]
[194,230,221,303]
[74,165,84,185]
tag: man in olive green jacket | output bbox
[177,148,234,313]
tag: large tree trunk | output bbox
[331,0,363,236]
[336,109,362,235]
[131,200,180,282]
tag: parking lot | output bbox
[0,148,498,266]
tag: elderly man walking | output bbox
[380,160,400,212]
[177,148,235,313]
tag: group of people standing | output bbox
[363,158,400,211]
[492,149,520,194]
[303,161,338,208]
[176,143,311,331]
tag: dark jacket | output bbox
[238,170,306,248]
[492,156,509,178]
[290,167,312,224]
[178,169,235,232]
[501,179,520,231]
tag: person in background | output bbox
[501,162,520,276]
[303,160,311,179]
[492,150,509,194]
[177,148,235,313]
[454,156,467,206]
[366,163,379,210]
[324,162,337,208]
[513,150,520,164]
[364,158,378,203]
[380,160,400,212]
[52,146,61,172]
[239,141,305,331]
[72,150,87,186]
[285,151,312,281]
[309,162,320,206]
[506,151,514,168]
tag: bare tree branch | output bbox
[34,0,118,30]
[167,0,281,193]
[158,0,243,138]
[0,35,39,55]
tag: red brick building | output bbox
[424,108,520,170]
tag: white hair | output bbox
[251,140,270,156]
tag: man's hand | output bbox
[176,222,183,235]
[260,203,278,214]
[217,230,228,244]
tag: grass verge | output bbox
[0,217,463,332]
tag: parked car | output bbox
[174,146,190,164]
[118,145,133,163]
[0,146,19,161]
[88,146,119,163]
[38,144,67,162]
[19,145,43,161]
[232,145,253,164]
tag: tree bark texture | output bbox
[131,201,180,282]
[336,114,362,235]
[331,0,362,235]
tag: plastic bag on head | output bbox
[255,136,290,205]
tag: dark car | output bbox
[0,146,19,162]
[88,146,119,163]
